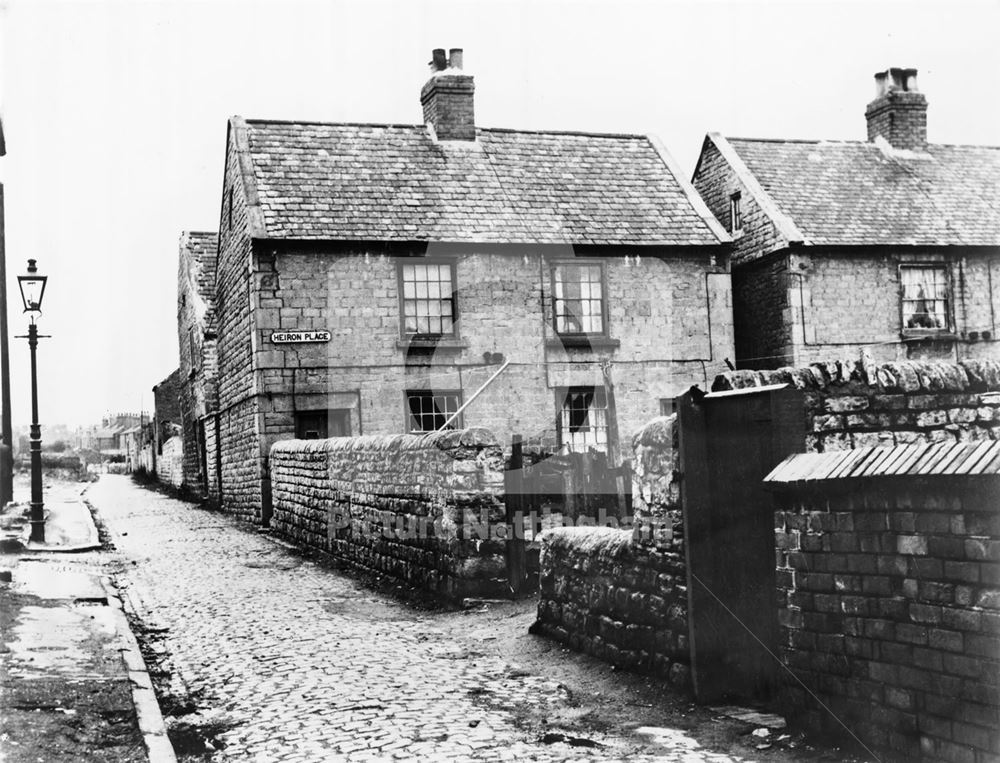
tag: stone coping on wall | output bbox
[714,359,1000,394]
[270,427,499,455]
[540,526,635,556]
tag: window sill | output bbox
[547,336,621,350]
[901,331,957,342]
[397,338,469,352]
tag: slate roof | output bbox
[712,135,1000,247]
[235,119,727,246]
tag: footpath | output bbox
[0,477,174,762]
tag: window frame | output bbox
[396,258,459,340]
[549,260,610,338]
[404,389,463,433]
[898,263,952,338]
[555,385,610,454]
[729,191,743,235]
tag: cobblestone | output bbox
[89,476,820,761]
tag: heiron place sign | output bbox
[271,329,331,344]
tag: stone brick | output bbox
[826,396,870,413]
[897,535,928,555]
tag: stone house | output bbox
[176,231,219,495]
[209,48,733,522]
[692,67,1000,369]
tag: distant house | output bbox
[151,369,184,486]
[692,68,1000,369]
[176,232,219,496]
[207,47,733,522]
[91,412,145,461]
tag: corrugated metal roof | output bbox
[764,442,1000,484]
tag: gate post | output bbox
[504,435,527,595]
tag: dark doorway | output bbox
[677,384,805,703]
[294,409,351,440]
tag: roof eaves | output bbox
[709,133,811,246]
[229,116,267,239]
[646,133,731,244]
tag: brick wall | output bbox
[770,475,999,763]
[532,416,691,688]
[420,72,475,141]
[865,90,928,150]
[714,359,1000,451]
[269,428,508,599]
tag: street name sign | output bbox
[271,330,331,344]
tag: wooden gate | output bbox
[677,383,804,703]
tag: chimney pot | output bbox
[430,48,447,72]
[448,48,463,70]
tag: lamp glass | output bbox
[17,262,47,314]
[19,278,44,311]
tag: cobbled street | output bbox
[89,475,847,762]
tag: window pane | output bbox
[399,261,456,336]
[407,391,461,432]
[553,263,605,335]
[559,387,609,453]
[902,266,948,330]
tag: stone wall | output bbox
[250,246,732,455]
[691,138,786,268]
[714,359,1000,451]
[218,399,261,522]
[269,428,508,599]
[177,231,219,492]
[156,436,184,489]
[532,416,691,688]
[214,121,263,519]
[203,413,220,502]
[770,473,1000,763]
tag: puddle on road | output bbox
[319,595,415,622]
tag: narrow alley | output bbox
[90,476,830,762]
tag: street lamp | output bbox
[17,259,47,543]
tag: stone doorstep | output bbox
[100,576,178,763]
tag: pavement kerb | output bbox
[101,575,177,763]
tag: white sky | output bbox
[0,0,998,427]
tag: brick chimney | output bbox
[864,68,928,150]
[420,48,475,141]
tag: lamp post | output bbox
[17,259,47,543]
